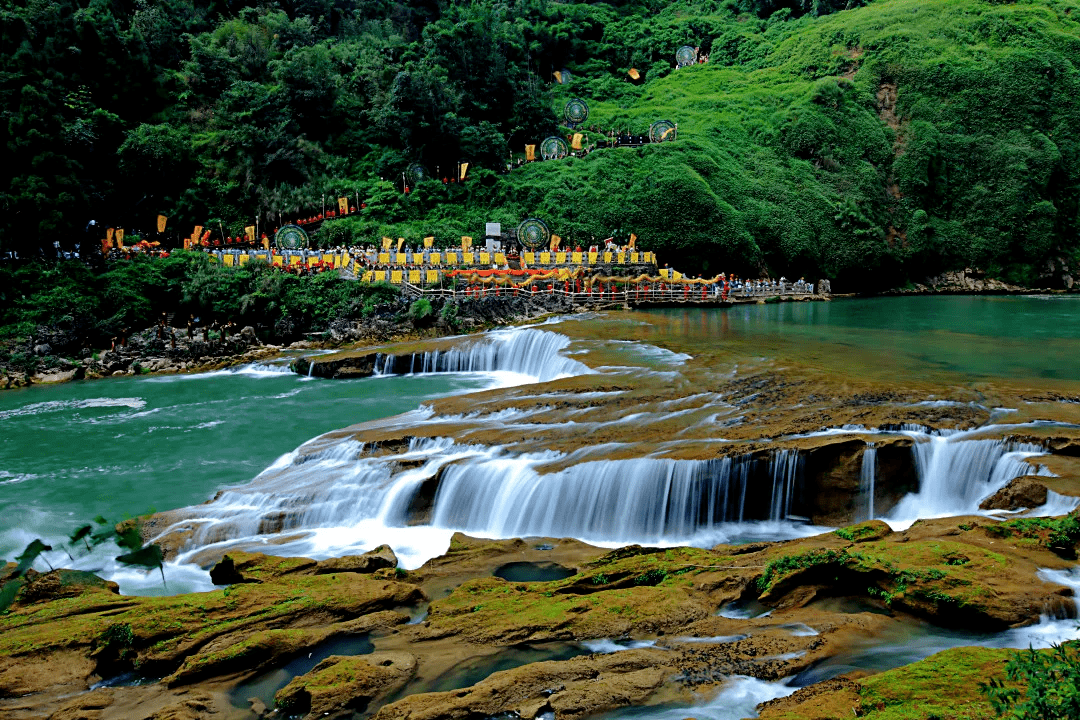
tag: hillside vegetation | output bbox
[4,0,1080,289]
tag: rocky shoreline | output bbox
[2,516,1078,720]
[0,294,579,390]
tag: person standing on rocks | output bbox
[187,315,195,341]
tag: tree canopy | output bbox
[3,0,1080,289]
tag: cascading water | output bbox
[860,445,877,521]
[373,328,589,382]
[889,430,1048,522]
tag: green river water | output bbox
[4,295,1080,576]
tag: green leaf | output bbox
[14,539,51,576]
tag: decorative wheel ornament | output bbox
[676,45,698,68]
[517,218,551,250]
[649,120,677,143]
[407,164,427,186]
[275,224,309,250]
[540,136,569,160]
[564,98,589,126]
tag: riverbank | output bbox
[3,517,1078,720]
[0,293,579,390]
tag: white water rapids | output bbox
[138,324,1080,586]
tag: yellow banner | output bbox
[629,233,637,250]
[116,229,124,247]
[459,163,469,181]
[423,236,434,248]
[550,234,561,252]
[338,197,348,215]
[628,68,641,80]
[553,71,563,84]
[396,237,405,252]
[244,225,255,242]
[461,236,472,252]
[525,144,536,161]
[107,228,115,244]
[156,215,167,233]
[571,133,583,150]
[382,236,392,250]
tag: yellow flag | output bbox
[461,236,472,252]
[423,236,434,248]
[397,237,406,252]
[116,229,125,247]
[571,133,583,150]
[553,71,563,84]
[192,225,203,244]
[382,236,392,250]
[525,144,536,161]
[629,233,637,250]
[156,215,167,233]
[244,225,255,242]
[459,163,469,181]
[628,68,641,80]
[337,197,348,214]
[107,228,115,244]
[550,234,561,252]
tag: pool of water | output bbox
[493,561,577,583]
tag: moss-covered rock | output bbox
[275,652,416,718]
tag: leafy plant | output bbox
[982,643,1080,719]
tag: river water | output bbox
[5,296,1080,714]
[4,296,1080,590]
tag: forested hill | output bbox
[4,0,1080,290]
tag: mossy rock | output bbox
[274,652,416,717]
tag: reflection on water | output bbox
[642,296,1080,382]
[228,634,374,710]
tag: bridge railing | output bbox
[400,283,815,303]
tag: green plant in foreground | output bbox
[982,643,1080,719]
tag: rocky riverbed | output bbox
[2,516,1079,720]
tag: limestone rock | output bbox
[979,477,1048,511]
[316,545,398,575]
[274,652,416,718]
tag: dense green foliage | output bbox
[0,254,399,344]
[4,0,1080,288]
[983,643,1080,720]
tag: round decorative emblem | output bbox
[275,224,309,250]
[516,218,551,250]
[564,98,589,126]
[649,120,677,143]
[676,46,698,68]
[540,136,569,160]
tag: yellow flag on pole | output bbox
[337,197,348,215]
[550,235,561,252]
[244,226,255,242]
[156,215,167,233]
[382,236,392,250]
[571,133,583,150]
[629,233,637,250]
[461,236,472,252]
[116,229,124,247]
[459,163,469,181]
[396,237,406,252]
[423,236,434,248]
[107,228,115,244]
[628,68,641,80]
[525,144,536,161]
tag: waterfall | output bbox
[428,450,803,545]
[307,361,314,378]
[768,449,801,521]
[374,328,589,383]
[860,445,877,521]
[163,438,808,557]
[889,431,1046,522]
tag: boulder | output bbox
[979,476,1048,511]
[316,545,398,575]
[240,326,259,345]
[274,652,416,718]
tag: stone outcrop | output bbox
[979,476,1049,511]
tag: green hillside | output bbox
[4,0,1080,289]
